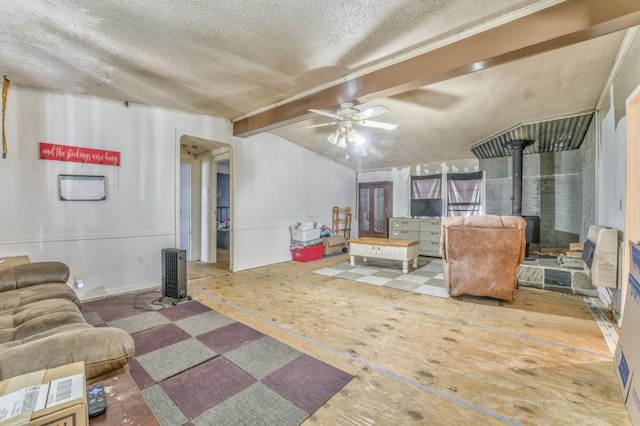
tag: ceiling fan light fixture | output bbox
[327,129,340,145]
[310,103,394,151]
[181,144,199,155]
[337,136,347,148]
[347,128,357,143]
[336,127,347,148]
[327,125,365,149]
[347,127,365,146]
[353,131,366,146]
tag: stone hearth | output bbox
[518,257,598,297]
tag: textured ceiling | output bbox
[0,1,632,170]
[272,31,624,169]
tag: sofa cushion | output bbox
[14,262,70,288]
[0,299,87,343]
[0,283,80,311]
[0,327,135,382]
[0,299,80,321]
[0,262,69,292]
[0,323,94,351]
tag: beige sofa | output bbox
[440,215,527,301]
[0,261,134,383]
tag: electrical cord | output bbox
[133,289,166,311]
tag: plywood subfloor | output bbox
[187,254,630,425]
[187,248,230,280]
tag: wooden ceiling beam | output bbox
[233,0,640,137]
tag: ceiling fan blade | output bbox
[354,105,390,120]
[299,121,338,129]
[358,120,397,130]
[308,109,342,120]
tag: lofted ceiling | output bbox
[1,1,638,171]
[471,112,595,159]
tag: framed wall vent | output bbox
[59,174,106,201]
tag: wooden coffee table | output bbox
[348,237,419,273]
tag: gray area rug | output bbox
[314,257,450,299]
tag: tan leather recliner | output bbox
[440,215,527,301]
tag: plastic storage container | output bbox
[290,222,322,246]
[291,245,324,262]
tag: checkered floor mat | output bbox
[313,257,449,299]
[82,293,353,425]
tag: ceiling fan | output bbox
[301,102,397,148]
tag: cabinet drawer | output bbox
[419,219,441,232]
[420,240,440,252]
[420,230,441,243]
[390,230,419,240]
[366,245,389,256]
[390,219,419,232]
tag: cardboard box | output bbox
[614,242,640,423]
[626,380,640,425]
[0,362,87,426]
[322,236,347,256]
[569,242,584,252]
[565,250,583,259]
[614,345,633,401]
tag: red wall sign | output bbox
[39,143,120,166]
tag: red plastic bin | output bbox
[291,245,324,262]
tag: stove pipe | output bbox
[504,140,534,216]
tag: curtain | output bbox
[411,174,442,199]
[447,172,482,217]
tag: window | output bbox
[447,172,483,217]
[410,174,442,217]
[411,174,442,199]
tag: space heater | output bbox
[161,248,190,304]
[582,225,620,288]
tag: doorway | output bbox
[179,162,191,253]
[215,160,230,271]
[179,135,232,274]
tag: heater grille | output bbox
[161,248,187,299]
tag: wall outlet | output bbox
[75,279,84,289]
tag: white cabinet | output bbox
[348,237,419,273]
[389,218,442,257]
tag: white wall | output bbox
[597,29,640,317]
[0,88,357,296]
[599,106,626,230]
[233,133,356,270]
[0,88,231,300]
[179,163,191,252]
